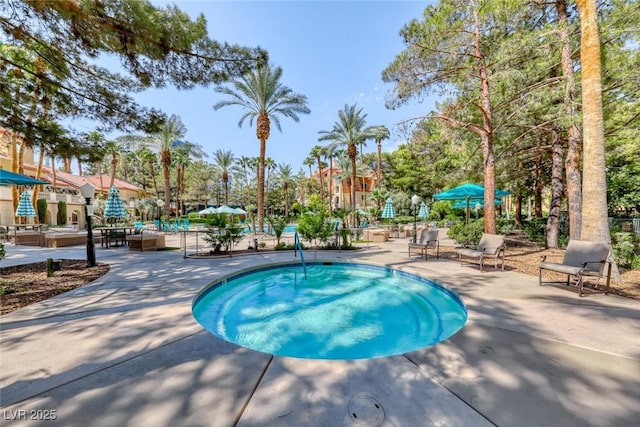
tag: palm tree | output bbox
[139,147,160,197]
[372,126,390,189]
[121,116,187,214]
[323,141,339,213]
[103,139,122,188]
[303,155,315,178]
[309,145,325,202]
[157,115,187,216]
[236,155,253,206]
[332,151,353,209]
[576,0,619,280]
[318,104,375,210]
[213,64,310,230]
[276,163,294,217]
[264,156,276,213]
[173,141,205,215]
[212,149,236,205]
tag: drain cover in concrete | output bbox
[348,395,385,426]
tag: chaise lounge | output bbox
[539,240,612,297]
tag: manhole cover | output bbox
[348,395,385,426]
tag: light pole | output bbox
[411,194,419,243]
[79,183,96,267]
[475,203,482,220]
[156,199,164,230]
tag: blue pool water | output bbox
[192,262,467,360]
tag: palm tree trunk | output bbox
[377,140,382,189]
[110,155,117,188]
[32,143,46,206]
[576,0,621,282]
[558,0,582,240]
[257,138,266,231]
[163,159,171,217]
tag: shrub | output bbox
[56,201,67,225]
[201,214,243,254]
[522,218,547,245]
[37,199,47,223]
[611,232,640,268]
[447,219,485,247]
[267,215,288,246]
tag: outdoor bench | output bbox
[44,232,92,248]
[126,232,165,251]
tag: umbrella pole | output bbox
[466,197,470,225]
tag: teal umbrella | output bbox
[104,186,127,220]
[0,169,48,186]
[434,183,510,224]
[417,202,429,219]
[15,190,37,217]
[381,197,395,219]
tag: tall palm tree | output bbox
[318,104,375,210]
[264,156,276,213]
[276,163,294,217]
[322,141,340,213]
[332,151,353,209]
[303,155,315,178]
[157,115,186,216]
[309,145,325,202]
[103,139,122,188]
[173,141,205,215]
[576,0,619,280]
[236,155,253,206]
[372,126,390,189]
[213,64,310,230]
[139,147,160,197]
[212,148,236,205]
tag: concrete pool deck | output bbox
[1,233,639,426]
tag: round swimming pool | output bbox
[192,262,467,360]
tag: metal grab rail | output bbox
[294,232,307,279]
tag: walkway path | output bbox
[1,233,639,426]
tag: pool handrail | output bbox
[294,232,307,279]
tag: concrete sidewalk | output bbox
[1,234,639,426]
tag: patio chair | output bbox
[408,229,439,260]
[458,233,506,272]
[539,240,612,297]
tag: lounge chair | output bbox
[408,229,439,260]
[457,233,506,272]
[539,240,612,297]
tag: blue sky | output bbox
[96,1,438,173]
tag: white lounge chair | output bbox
[408,229,439,260]
[457,233,506,272]
[539,240,612,297]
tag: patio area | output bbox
[1,233,639,426]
